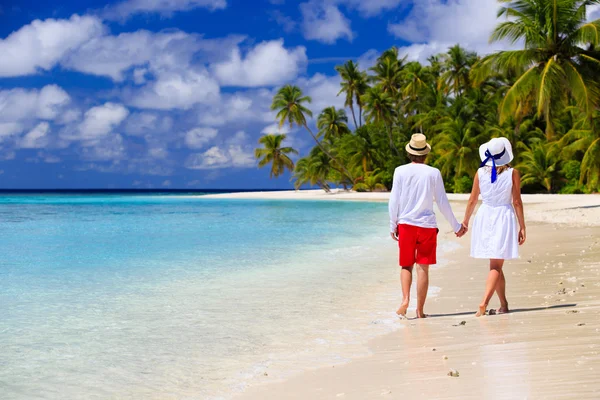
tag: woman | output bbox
[462,137,526,317]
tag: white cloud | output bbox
[300,1,354,44]
[261,123,290,135]
[0,122,24,138]
[133,68,148,84]
[128,69,220,110]
[0,15,104,77]
[388,0,515,63]
[103,0,227,21]
[589,5,600,20]
[36,85,72,120]
[185,127,218,149]
[297,73,345,115]
[66,102,129,141]
[20,122,50,149]
[0,85,71,122]
[197,90,274,127]
[78,134,126,161]
[185,145,254,169]
[185,130,254,169]
[342,0,403,17]
[213,40,307,87]
[123,112,173,136]
[64,30,200,81]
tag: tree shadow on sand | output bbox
[427,303,577,318]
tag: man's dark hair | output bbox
[408,153,427,163]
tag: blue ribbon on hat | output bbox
[480,148,506,183]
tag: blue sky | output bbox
[0,0,507,189]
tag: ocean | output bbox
[0,194,447,399]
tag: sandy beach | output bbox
[201,191,600,399]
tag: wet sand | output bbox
[219,193,600,399]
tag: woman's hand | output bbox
[518,228,526,245]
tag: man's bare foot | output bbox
[497,305,509,314]
[416,310,428,319]
[475,304,487,317]
[396,302,409,317]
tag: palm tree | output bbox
[516,140,560,192]
[560,112,600,191]
[433,108,489,183]
[370,48,406,96]
[254,134,298,179]
[292,148,333,192]
[317,107,351,143]
[271,85,353,181]
[335,61,368,129]
[439,45,478,96]
[473,0,600,139]
[361,86,400,156]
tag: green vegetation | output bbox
[256,0,600,194]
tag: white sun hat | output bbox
[479,137,514,167]
[406,133,431,156]
[479,137,514,183]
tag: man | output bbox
[389,134,466,318]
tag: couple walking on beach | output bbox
[388,134,526,318]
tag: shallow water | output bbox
[0,195,446,399]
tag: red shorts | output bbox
[397,224,438,267]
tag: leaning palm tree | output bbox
[317,107,351,143]
[361,86,400,156]
[271,85,353,180]
[335,61,367,129]
[254,134,298,178]
[473,0,600,139]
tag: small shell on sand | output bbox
[447,369,459,377]
[443,355,448,360]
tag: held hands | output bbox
[455,222,468,238]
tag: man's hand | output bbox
[455,223,468,238]
[390,231,399,241]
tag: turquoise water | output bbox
[0,195,404,399]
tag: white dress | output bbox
[471,167,519,259]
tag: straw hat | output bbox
[406,133,431,156]
[479,137,514,167]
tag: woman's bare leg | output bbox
[476,259,505,317]
[495,269,509,313]
[397,266,413,316]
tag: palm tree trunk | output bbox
[357,96,363,127]
[304,124,354,182]
[387,124,401,157]
[350,105,358,131]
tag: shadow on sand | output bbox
[426,303,577,318]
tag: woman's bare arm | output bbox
[512,169,526,245]
[462,172,480,227]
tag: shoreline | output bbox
[228,195,600,399]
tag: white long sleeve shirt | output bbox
[388,163,461,233]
